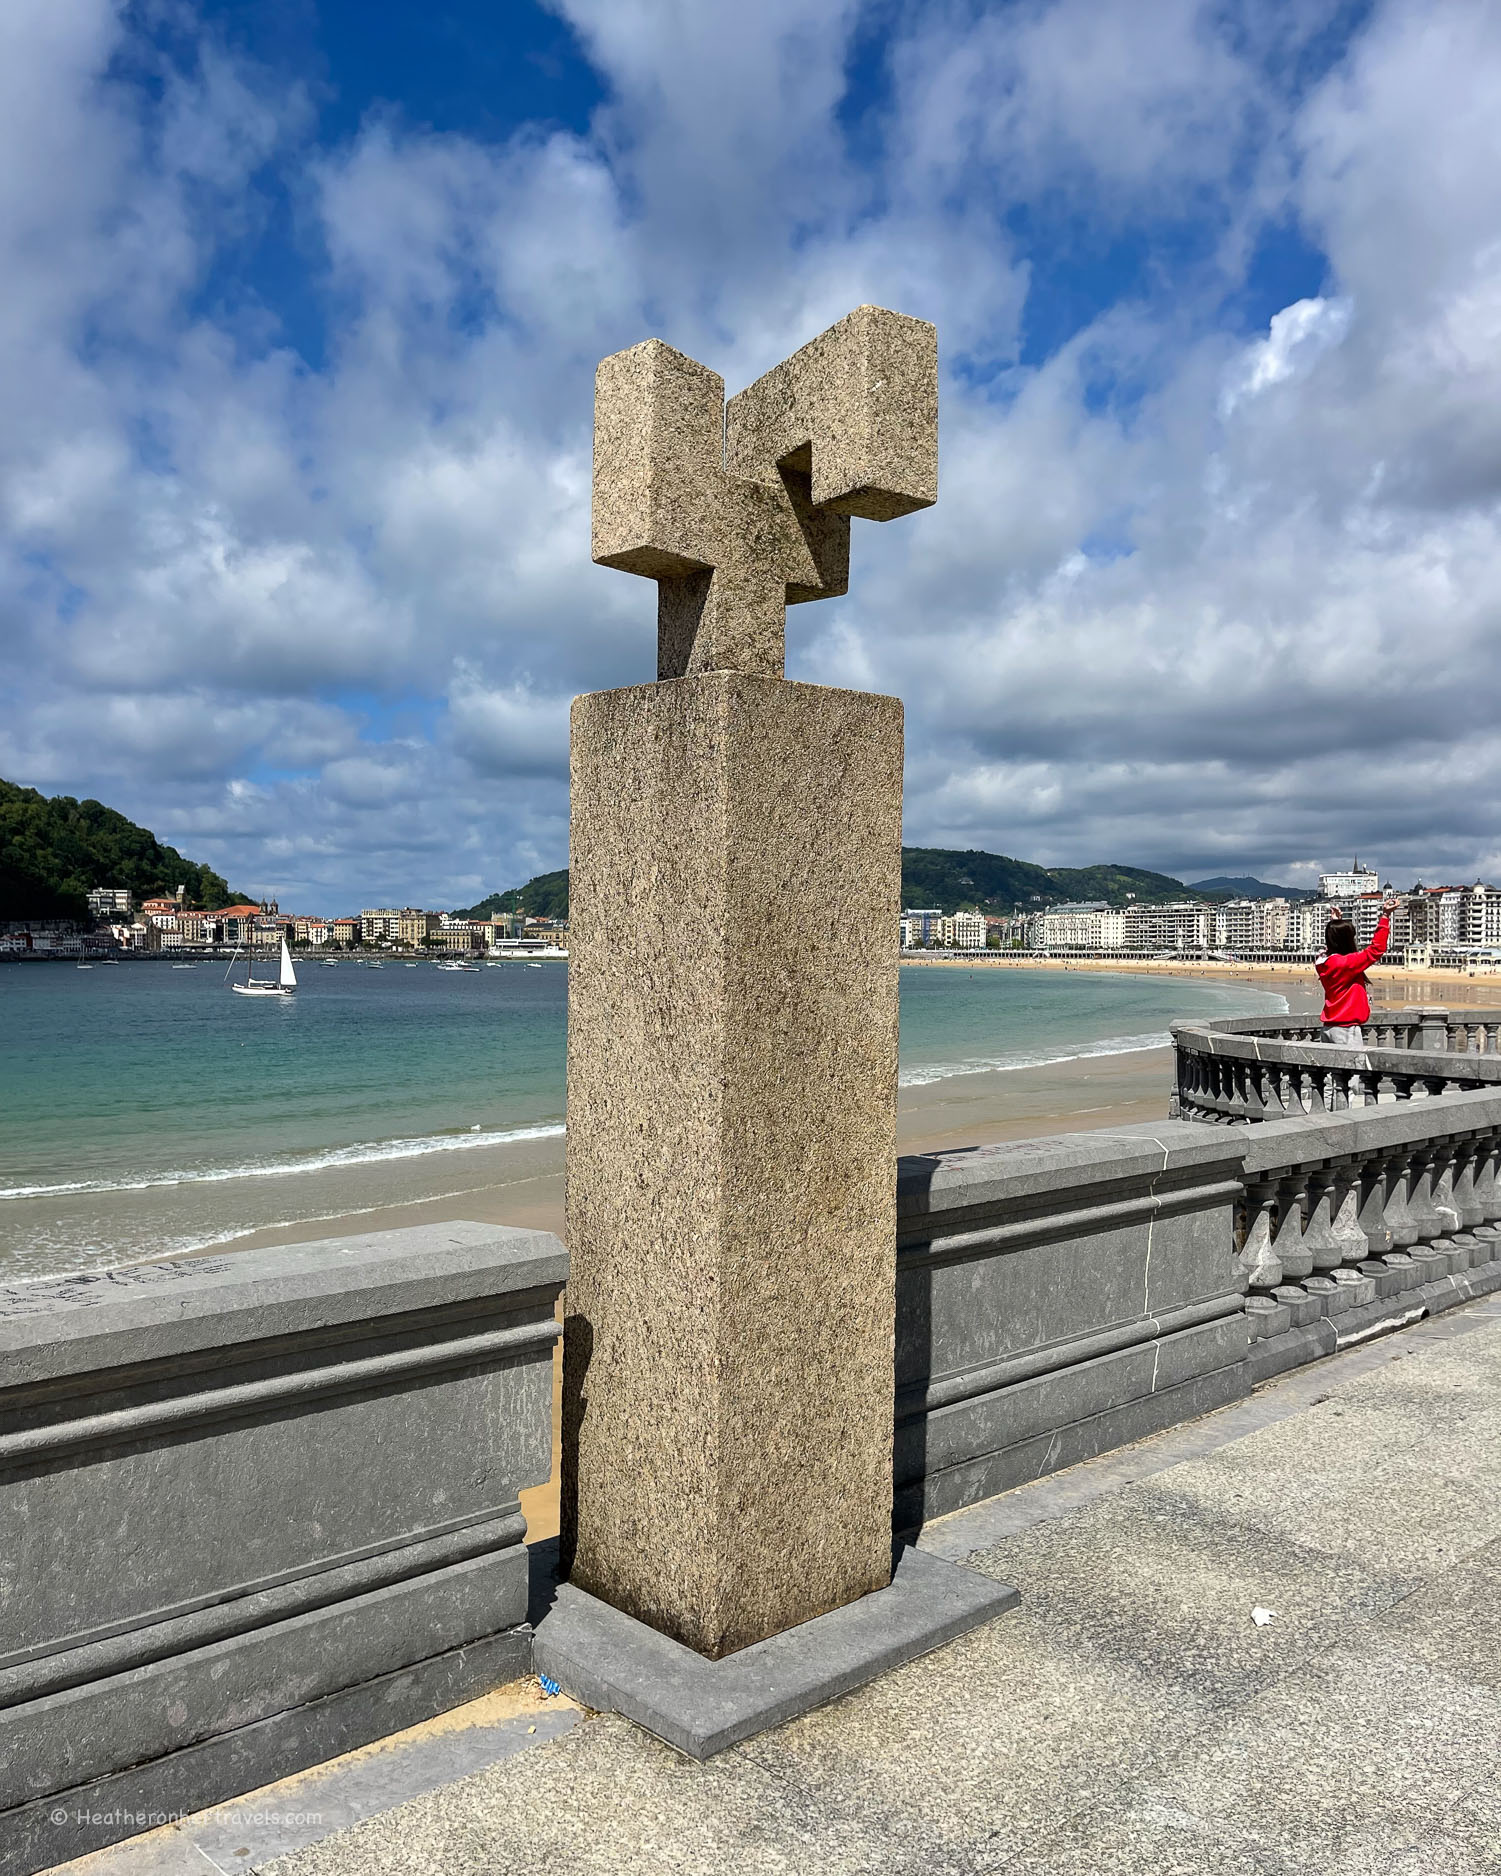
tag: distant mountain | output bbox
[457,851,1202,922]
[0,778,242,922]
[454,868,570,922]
[1188,876,1320,903]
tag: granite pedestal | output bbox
[564,670,904,1659]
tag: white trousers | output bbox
[1323,1023,1364,1047]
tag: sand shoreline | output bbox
[904,953,1501,997]
[213,965,1325,1261]
[173,953,1495,1268]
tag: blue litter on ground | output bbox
[538,1674,561,1697]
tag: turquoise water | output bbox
[0,960,1286,1280]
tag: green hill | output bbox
[0,779,241,921]
[457,850,1197,923]
[454,868,570,922]
[901,851,1192,913]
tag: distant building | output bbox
[1320,859,1381,901]
[1121,903,1212,952]
[87,887,133,918]
[400,909,439,947]
[331,917,360,947]
[1214,899,1294,952]
[433,923,485,954]
[215,904,265,947]
[900,908,945,947]
[950,910,986,950]
[1027,902,1124,951]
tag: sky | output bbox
[3,0,1501,910]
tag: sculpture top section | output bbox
[592,304,937,681]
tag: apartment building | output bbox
[86,887,133,918]
[1027,903,1125,950]
[1213,899,1295,951]
[1121,903,1213,952]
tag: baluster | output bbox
[1383,1152,1420,1248]
[1238,1183,1282,1292]
[1356,1157,1393,1256]
[1330,1164,1370,1263]
[1272,1173,1314,1281]
[1300,1170,1344,1272]
[1474,1133,1501,1223]
[1327,1066,1350,1111]
[1405,1145,1445,1243]
[1450,1135,1484,1230]
[1432,1139,1463,1237]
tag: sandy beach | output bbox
[904,952,1501,999]
[217,960,1447,1260]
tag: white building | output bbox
[1464,885,1501,946]
[900,908,945,948]
[1214,900,1273,951]
[950,910,987,950]
[1320,860,1381,901]
[1121,903,1212,952]
[86,887,133,918]
[1028,902,1124,951]
[1285,900,1339,951]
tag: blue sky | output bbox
[3,0,1500,909]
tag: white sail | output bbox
[279,934,298,988]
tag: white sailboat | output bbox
[229,932,298,999]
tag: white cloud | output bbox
[3,0,1501,907]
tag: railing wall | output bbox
[1173,1007,1501,1124]
[0,1223,564,1876]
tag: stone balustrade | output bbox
[1226,1084,1501,1379]
[1172,1007,1501,1123]
[891,1081,1501,1526]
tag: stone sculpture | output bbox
[592,303,937,679]
[565,305,937,1659]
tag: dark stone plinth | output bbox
[533,1545,1018,1760]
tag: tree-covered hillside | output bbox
[457,850,1201,923]
[900,849,1193,912]
[454,868,570,921]
[0,779,240,921]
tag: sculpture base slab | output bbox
[533,1545,1018,1760]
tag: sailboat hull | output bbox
[231,983,296,997]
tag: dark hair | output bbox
[1325,920,1358,954]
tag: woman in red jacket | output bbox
[1316,896,1399,1045]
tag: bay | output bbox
[0,959,1286,1281]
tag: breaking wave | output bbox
[0,1122,566,1203]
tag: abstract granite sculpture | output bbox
[565,305,937,1659]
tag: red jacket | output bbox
[1316,916,1389,1025]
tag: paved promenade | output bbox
[69,1301,1501,1876]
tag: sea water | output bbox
[0,960,1287,1281]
